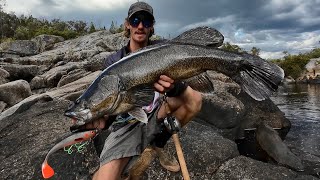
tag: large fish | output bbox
[65,26,284,129]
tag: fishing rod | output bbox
[163,97,190,180]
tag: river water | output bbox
[270,84,320,175]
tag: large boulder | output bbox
[57,69,91,87]
[11,30,126,66]
[0,80,32,106]
[0,63,44,82]
[0,98,99,180]
[30,62,82,89]
[0,40,38,57]
[143,121,239,179]
[31,34,65,53]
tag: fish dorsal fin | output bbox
[128,107,148,123]
[171,26,224,47]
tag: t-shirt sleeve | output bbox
[102,48,125,69]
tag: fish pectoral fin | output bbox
[128,107,148,123]
[128,85,155,107]
[185,72,214,93]
[171,26,224,47]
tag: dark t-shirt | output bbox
[102,39,165,69]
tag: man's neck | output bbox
[129,39,148,52]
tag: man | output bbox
[88,2,202,180]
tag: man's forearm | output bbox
[157,87,202,127]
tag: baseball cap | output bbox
[128,2,154,20]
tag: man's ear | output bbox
[125,20,130,29]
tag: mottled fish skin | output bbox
[65,26,284,129]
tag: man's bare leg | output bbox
[93,157,130,180]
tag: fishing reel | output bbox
[163,115,181,134]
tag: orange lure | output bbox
[41,130,97,179]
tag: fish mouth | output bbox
[64,109,92,126]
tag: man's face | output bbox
[127,11,154,43]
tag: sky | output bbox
[3,0,320,59]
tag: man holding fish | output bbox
[89,2,203,180]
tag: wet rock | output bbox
[0,80,32,106]
[256,122,304,171]
[283,76,296,84]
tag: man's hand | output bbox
[155,75,203,127]
[154,75,175,93]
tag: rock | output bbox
[212,156,317,180]
[0,40,38,57]
[31,34,64,53]
[57,69,91,87]
[0,63,44,82]
[237,91,290,135]
[194,71,244,130]
[83,51,113,71]
[256,122,304,171]
[305,58,320,78]
[309,76,320,84]
[30,62,82,89]
[0,98,99,180]
[0,67,10,85]
[283,76,296,84]
[0,101,6,112]
[46,71,101,101]
[0,80,32,106]
[0,94,52,121]
[14,30,125,66]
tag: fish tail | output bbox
[42,160,55,179]
[235,56,284,101]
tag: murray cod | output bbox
[65,26,284,129]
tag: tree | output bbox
[109,21,117,34]
[89,22,96,33]
[0,0,7,42]
[250,47,260,56]
[221,42,243,53]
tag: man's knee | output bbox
[93,157,130,180]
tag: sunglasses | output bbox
[129,17,153,28]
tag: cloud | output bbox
[2,0,320,59]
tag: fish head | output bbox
[65,74,124,127]
[64,98,93,126]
